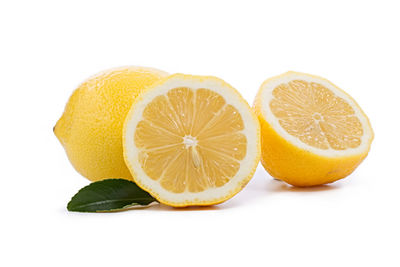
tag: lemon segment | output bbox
[254,71,373,187]
[123,74,260,207]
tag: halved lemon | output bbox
[123,74,260,207]
[253,71,373,187]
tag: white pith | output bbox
[183,135,197,148]
[260,71,373,157]
[123,75,259,205]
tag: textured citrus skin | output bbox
[253,72,373,187]
[54,66,168,182]
[123,74,261,207]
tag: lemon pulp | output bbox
[134,87,247,193]
[270,80,363,150]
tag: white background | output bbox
[1,0,399,266]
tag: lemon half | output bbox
[123,74,261,206]
[254,71,374,187]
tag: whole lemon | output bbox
[54,66,168,181]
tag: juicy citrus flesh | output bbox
[135,87,247,193]
[123,74,260,206]
[254,71,373,187]
[54,66,168,182]
[270,80,363,150]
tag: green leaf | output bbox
[67,179,157,212]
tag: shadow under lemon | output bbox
[265,178,341,193]
[149,167,342,211]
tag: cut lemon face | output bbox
[253,71,373,187]
[123,74,260,206]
